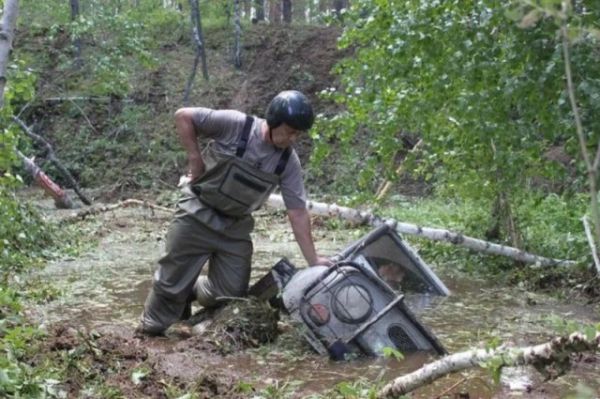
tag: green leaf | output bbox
[131,368,149,385]
[381,346,404,361]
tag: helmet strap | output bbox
[269,126,274,143]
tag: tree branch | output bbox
[12,116,92,205]
[64,198,173,222]
[377,331,600,397]
[582,216,600,275]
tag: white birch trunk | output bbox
[233,0,242,68]
[377,332,600,397]
[266,194,575,267]
[0,0,19,108]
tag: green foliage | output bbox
[255,379,303,399]
[543,314,600,337]
[331,379,379,399]
[19,0,174,96]
[381,346,404,361]
[563,383,599,399]
[314,0,600,204]
[0,191,58,275]
[1,57,36,183]
[481,353,509,385]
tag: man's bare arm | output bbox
[287,207,331,266]
[174,108,205,179]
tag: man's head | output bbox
[265,90,314,148]
[266,90,314,131]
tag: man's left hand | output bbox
[311,255,334,267]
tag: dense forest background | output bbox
[3,0,599,267]
[1,0,600,397]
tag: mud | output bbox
[25,190,600,398]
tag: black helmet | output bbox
[265,90,315,131]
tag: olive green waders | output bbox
[138,116,290,335]
[139,209,253,335]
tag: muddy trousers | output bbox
[139,211,253,334]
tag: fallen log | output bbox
[265,194,575,267]
[64,198,173,221]
[12,116,92,205]
[17,150,75,209]
[377,331,600,398]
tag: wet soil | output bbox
[24,190,600,398]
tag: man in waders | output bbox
[136,90,331,336]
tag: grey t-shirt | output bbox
[191,108,307,209]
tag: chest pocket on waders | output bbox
[192,115,291,217]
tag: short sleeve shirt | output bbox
[191,108,307,209]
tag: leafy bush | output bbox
[313,0,599,204]
[0,191,58,276]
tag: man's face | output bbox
[271,123,303,149]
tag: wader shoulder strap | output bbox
[235,115,255,158]
[235,115,290,176]
[274,148,291,176]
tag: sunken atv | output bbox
[249,224,449,360]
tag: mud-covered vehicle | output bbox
[250,224,449,360]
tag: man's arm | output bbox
[174,108,205,180]
[287,207,332,266]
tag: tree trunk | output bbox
[17,151,75,209]
[70,0,84,69]
[0,0,19,109]
[375,139,423,201]
[265,194,576,267]
[292,0,306,23]
[254,0,265,22]
[243,0,251,19]
[333,0,348,20]
[184,0,209,104]
[233,0,242,68]
[318,0,328,13]
[282,0,291,23]
[269,0,281,24]
[377,332,600,397]
[560,16,600,275]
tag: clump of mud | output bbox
[195,298,280,355]
[37,324,247,398]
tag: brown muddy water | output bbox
[27,196,600,398]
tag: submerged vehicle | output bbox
[249,224,449,360]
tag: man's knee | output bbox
[193,275,248,307]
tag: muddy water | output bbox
[31,202,600,398]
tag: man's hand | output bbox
[311,255,334,267]
[187,153,205,181]
[175,108,205,181]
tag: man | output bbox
[137,90,331,336]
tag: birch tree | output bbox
[269,0,281,24]
[233,0,242,68]
[0,0,19,108]
[70,0,83,68]
[183,0,209,104]
[282,0,291,23]
[254,0,264,22]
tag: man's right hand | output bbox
[187,153,205,181]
